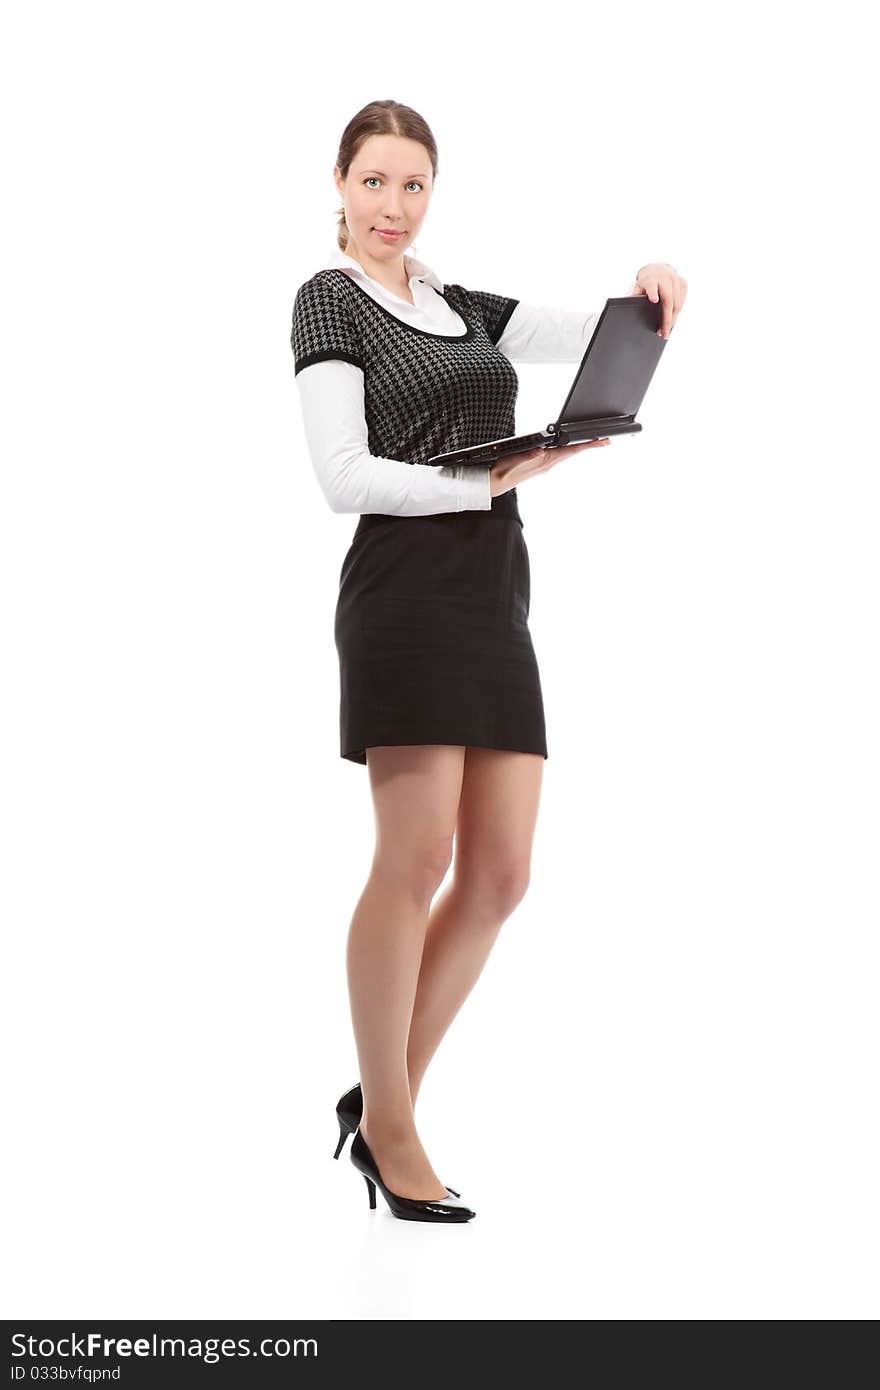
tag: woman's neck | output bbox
[345,246,414,305]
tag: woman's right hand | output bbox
[489,437,611,497]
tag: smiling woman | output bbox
[289,97,658,1229]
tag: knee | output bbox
[456,860,531,923]
[372,835,455,905]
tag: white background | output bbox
[2,0,877,1320]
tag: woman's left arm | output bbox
[628,262,688,338]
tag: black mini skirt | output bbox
[333,492,548,766]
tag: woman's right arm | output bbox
[294,359,494,516]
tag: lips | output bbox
[374,228,404,238]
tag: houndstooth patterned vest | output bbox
[291,269,522,512]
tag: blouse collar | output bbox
[323,244,445,294]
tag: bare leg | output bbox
[348,744,465,1200]
[406,747,545,1106]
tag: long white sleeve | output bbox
[495,300,601,363]
[495,286,637,362]
[295,359,493,516]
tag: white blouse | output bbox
[294,246,634,517]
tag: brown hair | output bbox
[334,100,439,252]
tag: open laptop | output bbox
[427,294,669,468]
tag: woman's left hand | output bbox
[630,263,687,338]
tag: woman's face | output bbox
[334,133,433,265]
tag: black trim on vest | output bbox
[294,347,364,376]
[488,296,519,345]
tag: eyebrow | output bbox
[358,169,430,179]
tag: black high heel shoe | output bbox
[334,1082,461,1198]
[350,1128,476,1223]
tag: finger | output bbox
[648,277,668,336]
[658,273,687,335]
[656,276,676,336]
[672,276,687,328]
[667,275,685,330]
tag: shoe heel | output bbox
[333,1116,351,1160]
[363,1175,377,1210]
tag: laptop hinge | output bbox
[554,417,633,438]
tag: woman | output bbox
[291,100,686,1223]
